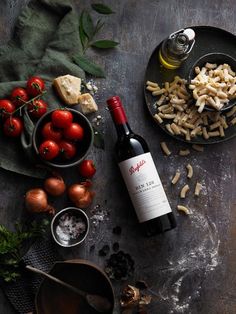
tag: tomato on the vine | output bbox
[11,87,29,107]
[39,140,59,160]
[51,109,73,129]
[78,159,96,178]
[3,117,23,137]
[0,100,15,119]
[27,99,48,119]
[59,140,76,160]
[63,123,84,141]
[27,76,45,97]
[41,122,62,142]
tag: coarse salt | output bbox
[56,213,86,242]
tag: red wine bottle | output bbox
[107,96,176,236]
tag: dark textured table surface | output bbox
[0,0,236,313]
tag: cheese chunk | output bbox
[78,93,98,114]
[53,74,81,105]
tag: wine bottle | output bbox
[107,96,176,236]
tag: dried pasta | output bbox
[146,80,158,88]
[154,113,163,124]
[179,149,190,156]
[177,205,190,215]
[192,144,204,152]
[194,182,202,196]
[186,164,193,178]
[231,117,236,125]
[226,106,236,117]
[160,141,171,156]
[180,184,190,198]
[171,171,181,185]
[146,75,236,142]
[190,63,236,112]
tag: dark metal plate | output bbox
[144,26,236,144]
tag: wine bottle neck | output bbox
[107,95,133,137]
[115,122,132,137]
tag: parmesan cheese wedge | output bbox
[53,74,81,105]
[77,93,98,114]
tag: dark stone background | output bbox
[0,0,236,313]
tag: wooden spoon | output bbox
[26,265,112,313]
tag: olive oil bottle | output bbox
[159,28,195,69]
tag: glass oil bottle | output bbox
[159,28,195,69]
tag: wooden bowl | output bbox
[35,259,115,314]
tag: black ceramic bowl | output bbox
[33,108,94,168]
[35,259,115,314]
[188,52,236,112]
[51,207,89,247]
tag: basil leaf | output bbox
[91,3,115,14]
[91,40,119,48]
[93,127,105,150]
[73,54,106,77]
[82,10,95,39]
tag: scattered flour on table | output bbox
[159,211,221,313]
[156,149,232,313]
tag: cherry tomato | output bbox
[27,99,48,119]
[27,76,45,97]
[41,122,62,142]
[0,100,15,119]
[11,87,29,107]
[51,109,73,129]
[39,140,59,160]
[3,117,23,137]
[78,159,96,178]
[59,140,76,160]
[63,123,84,141]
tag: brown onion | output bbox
[25,188,55,214]
[68,183,95,209]
[44,175,66,196]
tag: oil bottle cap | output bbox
[183,28,195,41]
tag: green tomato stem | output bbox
[10,90,47,116]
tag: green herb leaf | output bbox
[93,127,105,150]
[0,219,49,282]
[91,40,119,48]
[91,3,115,14]
[79,12,88,48]
[73,54,106,77]
[82,10,95,39]
[94,18,105,36]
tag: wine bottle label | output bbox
[119,152,172,223]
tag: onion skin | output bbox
[25,188,55,214]
[44,176,66,196]
[68,184,95,209]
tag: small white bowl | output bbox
[51,207,89,247]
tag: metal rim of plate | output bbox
[144,25,236,145]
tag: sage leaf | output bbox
[91,3,115,14]
[82,10,95,39]
[94,19,105,35]
[91,40,119,48]
[93,127,105,150]
[73,54,106,77]
[79,12,88,48]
